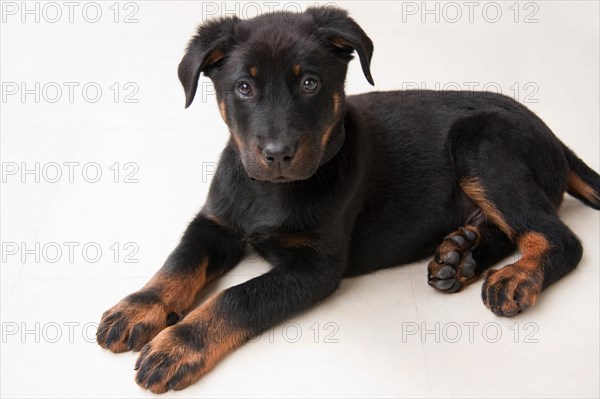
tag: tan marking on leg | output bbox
[147,258,208,312]
[160,293,249,389]
[460,178,514,240]
[134,292,247,394]
[139,293,249,392]
[136,331,197,393]
[518,231,550,263]
[484,232,550,313]
[98,259,209,353]
[512,232,549,305]
[292,64,302,76]
[98,299,173,353]
[189,293,248,373]
[567,171,599,202]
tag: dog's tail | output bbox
[563,144,600,210]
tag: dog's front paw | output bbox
[135,324,204,394]
[482,265,542,316]
[97,291,181,353]
[428,227,480,293]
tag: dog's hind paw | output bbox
[428,227,480,293]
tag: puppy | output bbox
[97,7,600,393]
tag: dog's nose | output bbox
[262,142,295,164]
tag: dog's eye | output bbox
[302,77,319,94]
[236,81,253,98]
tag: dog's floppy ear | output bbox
[178,16,240,108]
[306,7,374,85]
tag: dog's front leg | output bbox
[134,250,344,393]
[97,214,245,353]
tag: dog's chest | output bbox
[231,186,324,243]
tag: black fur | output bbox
[98,7,600,392]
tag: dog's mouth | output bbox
[267,175,294,183]
[248,170,312,183]
[243,161,319,183]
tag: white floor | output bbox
[1,1,599,398]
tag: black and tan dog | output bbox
[97,7,600,393]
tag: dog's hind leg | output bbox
[461,176,583,316]
[429,112,585,316]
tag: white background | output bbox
[1,1,599,398]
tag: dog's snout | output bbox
[262,142,296,164]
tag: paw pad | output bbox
[428,227,480,293]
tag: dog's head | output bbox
[179,7,374,182]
